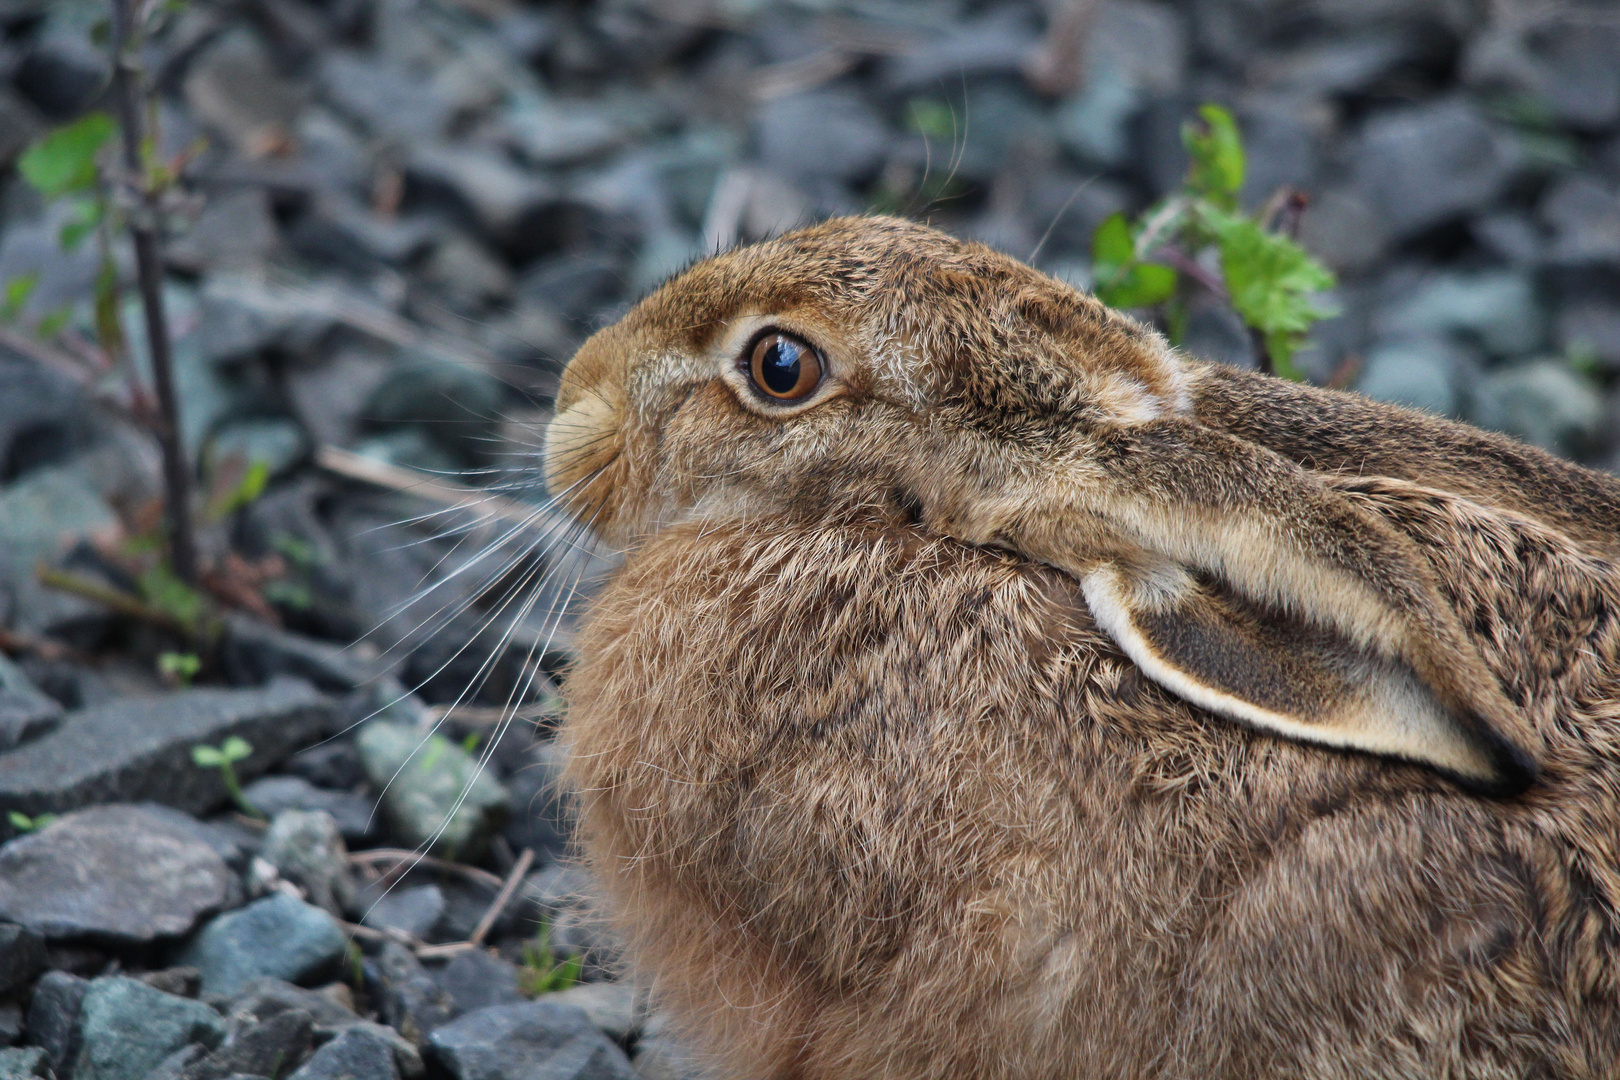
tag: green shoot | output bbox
[18,112,115,198]
[158,650,201,687]
[191,736,260,818]
[7,810,59,833]
[520,924,583,996]
[1088,103,1337,380]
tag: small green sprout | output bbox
[7,810,59,833]
[519,923,582,996]
[191,736,260,818]
[158,650,201,687]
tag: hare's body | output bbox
[547,217,1620,1078]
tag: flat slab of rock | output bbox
[73,976,226,1080]
[0,805,237,943]
[179,893,348,998]
[427,1000,636,1080]
[0,679,332,831]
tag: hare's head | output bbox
[547,216,1537,796]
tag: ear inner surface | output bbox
[1080,562,1520,791]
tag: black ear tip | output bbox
[1457,735,1538,798]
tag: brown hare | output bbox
[544,216,1620,1079]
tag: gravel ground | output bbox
[0,1,1616,1077]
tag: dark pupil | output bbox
[761,338,802,394]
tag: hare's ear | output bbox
[1016,421,1538,795]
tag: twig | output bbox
[110,0,197,584]
[348,848,506,891]
[316,446,572,534]
[470,848,534,946]
[0,625,83,662]
[35,564,189,635]
[414,941,479,959]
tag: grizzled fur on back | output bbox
[563,479,1620,1079]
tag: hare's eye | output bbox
[747,331,822,401]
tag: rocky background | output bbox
[0,0,1617,1078]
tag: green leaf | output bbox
[58,199,104,253]
[1091,212,1135,271]
[138,565,206,632]
[1096,262,1177,310]
[36,307,71,338]
[220,736,252,762]
[158,651,202,686]
[2,273,38,322]
[905,98,956,141]
[19,113,115,199]
[1202,206,1336,379]
[192,746,226,767]
[1183,104,1245,206]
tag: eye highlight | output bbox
[745,331,823,402]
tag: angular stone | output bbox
[1374,269,1544,358]
[167,188,279,275]
[174,1009,314,1080]
[73,976,226,1080]
[1470,359,1604,455]
[755,90,888,185]
[356,721,509,859]
[432,950,525,1017]
[255,811,355,917]
[240,777,375,844]
[287,1027,400,1080]
[198,276,339,365]
[219,614,380,693]
[180,894,349,999]
[1558,302,1620,371]
[1351,97,1515,239]
[0,924,44,997]
[1541,174,1620,268]
[371,942,455,1043]
[0,805,236,943]
[0,345,99,487]
[540,983,639,1042]
[360,884,444,941]
[407,143,555,236]
[0,1047,48,1079]
[1356,339,1467,418]
[0,680,332,827]
[504,743,573,866]
[183,29,307,156]
[25,971,86,1075]
[427,1001,636,1080]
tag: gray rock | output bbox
[427,1000,636,1080]
[282,744,366,796]
[418,234,515,311]
[1256,32,1411,96]
[0,88,43,172]
[0,805,236,943]
[1054,0,1186,167]
[25,971,86,1075]
[182,29,307,157]
[540,983,639,1043]
[0,1048,48,1079]
[356,721,509,859]
[1463,11,1620,130]
[288,1027,400,1080]
[881,9,1040,90]
[1541,174,1620,269]
[1356,339,1465,417]
[72,976,226,1080]
[1470,359,1604,455]
[167,188,279,275]
[0,345,99,485]
[139,968,203,999]
[255,811,355,917]
[0,1002,21,1045]
[0,680,332,827]
[1374,270,1544,358]
[501,93,651,167]
[0,466,120,602]
[180,894,349,999]
[287,196,439,272]
[1350,97,1515,239]
[432,950,525,1017]
[629,1036,703,1080]
[284,347,395,449]
[504,743,573,865]
[225,979,359,1031]
[0,924,43,997]
[240,778,375,844]
[1558,302,1620,372]
[0,653,61,752]
[407,143,555,236]
[174,1009,314,1080]
[359,355,506,468]
[371,941,455,1043]
[319,52,454,142]
[198,276,339,365]
[204,420,308,481]
[756,90,889,185]
[360,884,444,941]
[219,613,380,693]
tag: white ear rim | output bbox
[1079,564,1504,785]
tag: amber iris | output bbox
[747,331,822,401]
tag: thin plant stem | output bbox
[109,0,197,584]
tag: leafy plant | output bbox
[7,810,60,833]
[191,736,260,818]
[158,650,201,686]
[519,924,583,996]
[1090,104,1337,380]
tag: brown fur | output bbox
[546,217,1620,1078]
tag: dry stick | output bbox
[1024,0,1103,97]
[109,0,196,584]
[469,847,534,947]
[348,848,506,891]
